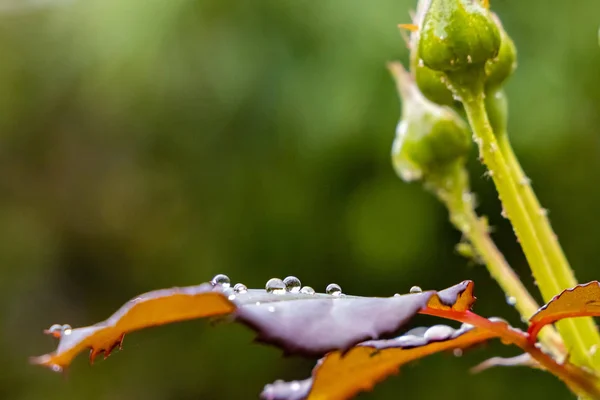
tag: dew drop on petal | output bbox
[233,283,247,294]
[51,364,63,373]
[326,283,342,296]
[291,382,301,391]
[283,276,301,293]
[409,286,422,293]
[211,274,231,288]
[394,293,401,297]
[265,278,286,294]
[300,286,315,295]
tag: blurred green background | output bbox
[1,0,599,399]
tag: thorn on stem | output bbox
[398,23,418,32]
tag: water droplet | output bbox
[409,286,422,294]
[48,324,62,333]
[255,301,261,306]
[424,325,455,341]
[326,283,342,296]
[300,286,315,295]
[233,283,247,294]
[62,324,72,336]
[268,306,276,313]
[460,322,474,331]
[590,345,598,356]
[228,294,236,301]
[418,59,424,67]
[266,278,286,294]
[501,208,507,218]
[520,176,531,186]
[506,296,517,306]
[394,293,401,297]
[291,382,301,391]
[283,276,301,293]
[453,348,463,357]
[211,274,231,288]
[467,55,473,64]
[51,364,63,373]
[539,208,548,217]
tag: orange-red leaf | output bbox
[262,320,507,400]
[425,280,475,312]
[528,281,600,340]
[31,279,476,372]
[30,283,234,371]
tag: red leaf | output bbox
[262,321,504,400]
[528,281,600,340]
[31,279,476,371]
[30,283,234,371]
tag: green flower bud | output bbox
[408,0,455,107]
[485,13,517,91]
[414,61,456,107]
[419,0,501,73]
[388,62,471,182]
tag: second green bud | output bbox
[389,62,471,182]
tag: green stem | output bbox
[451,71,595,367]
[427,164,564,357]
[496,133,600,368]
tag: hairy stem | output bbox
[427,164,564,357]
[495,133,600,367]
[449,70,595,367]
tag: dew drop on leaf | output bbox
[233,283,247,294]
[62,324,72,336]
[283,276,301,293]
[300,286,315,295]
[211,274,231,288]
[326,283,342,296]
[423,325,455,341]
[265,278,286,294]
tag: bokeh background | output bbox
[1,0,599,399]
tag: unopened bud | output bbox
[419,0,501,80]
[409,0,455,106]
[485,13,517,91]
[389,62,471,182]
